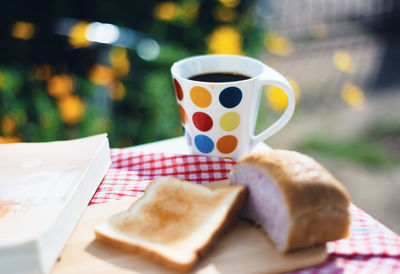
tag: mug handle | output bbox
[250,65,296,150]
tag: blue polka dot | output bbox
[219,87,242,108]
[194,134,214,154]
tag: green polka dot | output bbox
[219,112,240,131]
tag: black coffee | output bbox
[189,72,250,82]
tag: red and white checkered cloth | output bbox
[90,149,400,273]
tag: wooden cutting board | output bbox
[52,194,327,273]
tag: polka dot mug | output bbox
[171,54,295,160]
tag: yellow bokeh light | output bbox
[69,22,91,48]
[57,95,86,125]
[214,6,236,22]
[0,136,21,144]
[264,33,294,56]
[109,47,130,77]
[89,64,115,86]
[154,2,180,21]
[218,0,240,8]
[108,81,126,101]
[341,82,365,110]
[207,25,242,55]
[11,21,35,40]
[2,115,17,135]
[333,50,355,73]
[35,64,52,81]
[265,78,300,111]
[47,74,74,98]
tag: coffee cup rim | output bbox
[171,54,265,84]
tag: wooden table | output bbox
[53,137,400,273]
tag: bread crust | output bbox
[197,184,248,257]
[238,150,351,251]
[95,177,247,272]
[94,229,196,272]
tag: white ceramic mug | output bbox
[171,54,295,160]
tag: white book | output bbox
[0,134,111,274]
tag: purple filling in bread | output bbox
[230,150,351,252]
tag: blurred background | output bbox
[1,0,399,232]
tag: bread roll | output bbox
[95,176,247,272]
[230,150,351,252]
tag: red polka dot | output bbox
[173,79,183,101]
[192,112,213,132]
[217,135,238,154]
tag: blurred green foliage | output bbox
[298,117,400,168]
[299,137,392,167]
[0,0,264,147]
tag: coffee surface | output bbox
[189,72,250,82]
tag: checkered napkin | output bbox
[90,149,235,205]
[294,204,400,274]
[90,148,400,273]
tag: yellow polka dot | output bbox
[190,86,212,108]
[219,112,240,131]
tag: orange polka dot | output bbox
[178,104,187,124]
[217,135,238,154]
[190,86,212,108]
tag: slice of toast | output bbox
[94,176,247,272]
